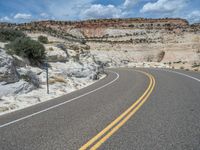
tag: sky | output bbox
[0,0,200,23]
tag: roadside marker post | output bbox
[46,59,49,94]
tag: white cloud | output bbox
[187,10,200,23]
[123,0,138,9]
[14,13,32,19]
[40,13,49,18]
[46,0,93,20]
[82,4,122,19]
[45,0,136,20]
[0,16,10,22]
[140,0,187,13]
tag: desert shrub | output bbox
[128,24,135,28]
[6,37,46,66]
[192,62,200,68]
[0,28,26,42]
[84,45,90,50]
[80,39,86,44]
[180,66,184,70]
[49,47,54,51]
[146,55,154,62]
[70,44,79,51]
[174,61,182,64]
[38,35,48,44]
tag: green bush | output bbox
[38,35,48,44]
[6,37,46,66]
[0,28,26,42]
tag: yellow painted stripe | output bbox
[80,70,154,150]
[79,70,153,150]
[90,75,155,149]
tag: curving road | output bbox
[0,68,200,150]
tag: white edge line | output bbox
[164,69,200,82]
[0,71,119,128]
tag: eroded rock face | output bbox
[17,67,41,88]
[13,55,30,67]
[0,49,42,98]
[0,31,106,114]
[0,80,34,97]
[0,49,19,83]
[46,46,68,62]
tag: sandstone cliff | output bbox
[0,18,199,70]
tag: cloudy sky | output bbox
[0,0,200,23]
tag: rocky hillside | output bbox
[0,18,191,38]
[0,18,199,113]
[0,32,104,114]
[0,18,200,70]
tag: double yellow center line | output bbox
[80,70,156,150]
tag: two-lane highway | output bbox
[0,68,200,150]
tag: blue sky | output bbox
[0,0,200,23]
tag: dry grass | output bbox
[192,36,200,42]
[49,76,67,84]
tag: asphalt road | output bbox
[0,68,200,150]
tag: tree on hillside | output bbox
[38,35,48,44]
[0,28,26,42]
[6,37,46,66]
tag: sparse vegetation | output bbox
[70,44,79,51]
[5,37,46,66]
[146,55,154,62]
[38,35,48,44]
[84,45,90,50]
[192,62,200,68]
[49,47,54,51]
[174,61,182,64]
[0,28,26,42]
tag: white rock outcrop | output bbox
[0,45,105,114]
[0,49,19,83]
[0,80,34,97]
[46,46,68,62]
